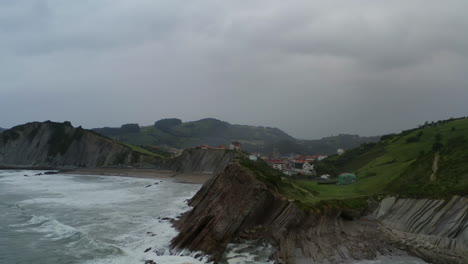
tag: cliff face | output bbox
[171,161,468,263]
[375,196,468,263]
[0,121,158,168]
[168,149,240,174]
[171,162,408,263]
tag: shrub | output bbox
[432,142,443,152]
[154,118,182,131]
[120,123,140,133]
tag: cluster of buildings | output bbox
[264,155,328,176]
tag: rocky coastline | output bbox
[171,161,468,264]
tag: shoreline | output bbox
[61,168,212,184]
[0,167,212,184]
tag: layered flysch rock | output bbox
[375,196,468,263]
[0,121,159,168]
[168,148,240,174]
[171,162,411,263]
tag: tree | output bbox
[432,142,443,152]
[154,118,182,131]
[120,123,140,133]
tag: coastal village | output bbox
[192,141,356,184]
[263,155,327,176]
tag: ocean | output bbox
[0,170,426,264]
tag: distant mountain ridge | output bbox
[93,118,379,155]
[0,121,162,168]
[0,128,6,133]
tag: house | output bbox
[292,159,306,170]
[317,155,327,161]
[200,145,209,150]
[302,161,314,171]
[216,145,227,150]
[291,159,316,175]
[229,141,242,151]
[273,162,285,170]
[266,159,286,171]
[337,149,345,155]
[249,155,258,161]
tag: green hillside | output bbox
[238,117,468,210]
[308,117,468,200]
[93,118,377,155]
[94,118,293,151]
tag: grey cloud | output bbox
[1,0,467,139]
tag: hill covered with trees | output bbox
[93,118,378,155]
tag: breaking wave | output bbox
[12,215,123,257]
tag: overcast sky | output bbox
[1,0,467,139]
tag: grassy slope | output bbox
[297,118,468,201]
[94,119,379,155]
[239,118,468,210]
[120,142,167,159]
[238,157,368,210]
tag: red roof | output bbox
[293,160,306,163]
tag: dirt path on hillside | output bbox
[430,152,439,181]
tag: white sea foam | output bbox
[0,171,212,263]
[2,170,427,264]
[352,256,428,263]
[224,241,275,264]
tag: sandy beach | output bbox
[60,168,212,184]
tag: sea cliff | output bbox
[171,161,468,264]
[168,148,240,174]
[0,121,159,168]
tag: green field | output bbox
[242,117,468,209]
[302,118,468,200]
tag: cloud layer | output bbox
[1,0,467,138]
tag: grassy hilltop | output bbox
[313,117,468,199]
[240,117,468,210]
[94,118,294,152]
[93,118,378,155]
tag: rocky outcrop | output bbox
[375,196,468,264]
[0,121,160,168]
[171,162,409,263]
[168,148,240,174]
[171,160,468,263]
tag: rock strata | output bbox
[0,121,161,168]
[375,196,468,264]
[171,162,411,263]
[168,148,239,174]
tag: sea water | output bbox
[0,170,275,264]
[0,170,427,264]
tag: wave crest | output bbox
[13,215,123,256]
